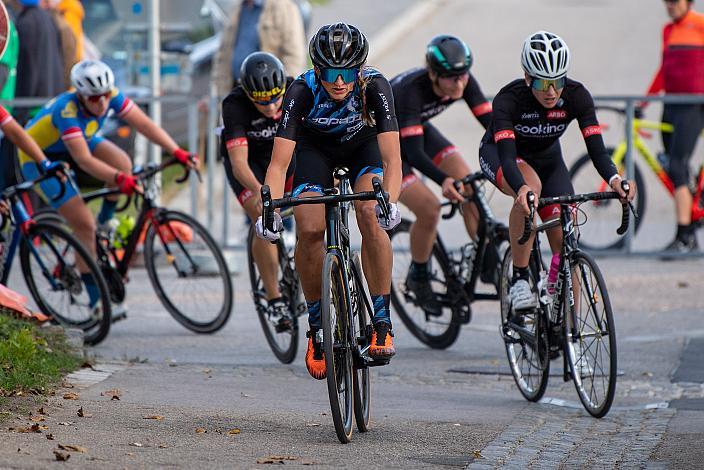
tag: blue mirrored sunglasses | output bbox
[530,77,566,92]
[319,67,359,84]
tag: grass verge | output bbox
[0,310,81,409]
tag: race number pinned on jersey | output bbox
[0,0,9,60]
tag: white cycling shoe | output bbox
[509,278,538,311]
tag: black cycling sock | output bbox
[677,224,694,240]
[512,265,530,283]
[409,261,429,280]
[268,296,284,305]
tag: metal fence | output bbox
[3,93,704,257]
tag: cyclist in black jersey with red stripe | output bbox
[479,31,635,311]
[391,35,492,314]
[221,52,295,330]
[256,23,401,379]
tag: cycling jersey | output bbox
[0,106,13,128]
[483,78,617,193]
[220,76,295,163]
[21,89,134,158]
[392,67,491,185]
[648,9,704,95]
[276,67,398,144]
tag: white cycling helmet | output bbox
[70,60,115,96]
[521,31,570,80]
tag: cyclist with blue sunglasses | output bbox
[479,31,634,311]
[256,23,401,380]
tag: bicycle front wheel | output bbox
[389,219,461,349]
[564,251,617,418]
[246,227,299,364]
[144,210,233,333]
[350,253,371,433]
[20,222,111,345]
[499,247,549,402]
[569,150,645,251]
[321,252,354,443]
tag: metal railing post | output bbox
[623,99,636,254]
[187,97,198,220]
[206,95,218,233]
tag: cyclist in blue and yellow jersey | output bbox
[479,31,635,312]
[221,51,296,330]
[256,23,402,379]
[19,60,198,314]
[391,35,492,314]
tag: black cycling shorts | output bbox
[222,146,294,206]
[479,139,574,220]
[661,103,704,188]
[292,132,383,195]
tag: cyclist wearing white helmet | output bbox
[478,31,635,312]
[19,59,199,317]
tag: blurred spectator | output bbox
[211,0,306,98]
[57,0,83,61]
[42,0,77,90]
[14,0,64,124]
[0,6,19,191]
[646,0,704,253]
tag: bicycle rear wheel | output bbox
[564,251,617,418]
[144,210,233,333]
[350,253,370,433]
[389,219,461,349]
[246,227,299,364]
[321,252,354,443]
[20,222,111,345]
[569,150,645,251]
[499,248,549,402]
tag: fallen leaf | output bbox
[29,416,45,422]
[129,442,143,448]
[677,281,689,288]
[126,452,135,456]
[302,461,317,466]
[257,456,299,464]
[241,392,250,398]
[195,428,207,434]
[111,395,120,401]
[101,389,121,400]
[473,450,483,458]
[226,429,241,435]
[8,426,37,433]
[158,444,169,449]
[38,407,47,415]
[14,391,23,397]
[58,422,74,426]
[57,444,87,453]
[143,415,164,420]
[63,392,79,400]
[305,423,321,427]
[61,382,74,389]
[203,368,212,374]
[81,361,95,370]
[38,425,49,431]
[53,450,70,461]
[642,371,653,377]
[77,407,92,418]
[46,434,55,440]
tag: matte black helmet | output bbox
[239,52,286,101]
[309,22,369,68]
[425,35,473,76]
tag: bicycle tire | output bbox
[321,252,354,443]
[350,253,371,433]
[19,221,112,345]
[246,227,299,364]
[564,250,617,418]
[568,150,645,251]
[144,210,233,333]
[499,248,549,402]
[389,219,461,349]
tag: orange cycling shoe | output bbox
[305,330,326,380]
[369,322,395,359]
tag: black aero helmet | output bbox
[239,52,286,101]
[426,35,473,76]
[309,22,369,68]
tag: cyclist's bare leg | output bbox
[398,179,440,262]
[675,186,693,225]
[438,152,479,241]
[353,173,392,296]
[243,197,281,300]
[92,140,133,202]
[57,195,95,272]
[293,196,326,303]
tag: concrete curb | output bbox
[368,0,448,63]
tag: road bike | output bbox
[246,207,306,364]
[38,158,233,334]
[569,105,703,250]
[499,182,634,418]
[261,168,390,443]
[0,166,111,344]
[389,172,509,349]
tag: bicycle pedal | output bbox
[365,358,390,367]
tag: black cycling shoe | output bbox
[405,270,442,316]
[661,235,699,260]
[267,299,293,333]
